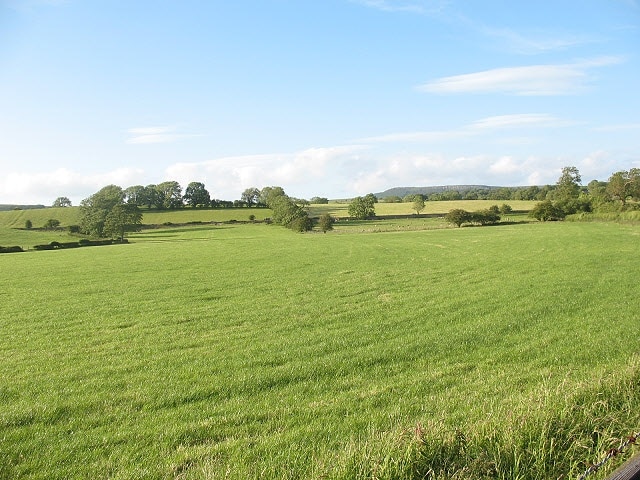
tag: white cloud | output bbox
[0,167,144,205]
[126,126,202,144]
[164,145,368,200]
[420,57,624,95]
[359,113,572,144]
[352,0,449,14]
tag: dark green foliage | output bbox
[241,187,261,206]
[0,245,23,254]
[68,225,81,234]
[103,204,143,241]
[488,204,500,214]
[412,197,426,214]
[348,196,376,219]
[183,182,210,208]
[606,168,640,206]
[529,200,566,221]
[382,195,402,203]
[499,204,513,214]
[555,166,582,200]
[44,219,60,230]
[470,209,501,225]
[317,214,334,233]
[310,196,329,204]
[289,216,313,232]
[24,219,32,229]
[79,185,125,237]
[445,209,471,227]
[155,181,183,209]
[51,196,72,208]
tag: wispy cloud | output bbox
[592,123,640,132]
[420,56,624,95]
[351,0,449,14]
[480,26,595,54]
[126,126,202,144]
[359,113,573,144]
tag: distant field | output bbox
[1,221,638,479]
[0,201,535,248]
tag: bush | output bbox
[0,246,23,254]
[68,225,81,234]
[317,214,334,233]
[471,210,501,225]
[289,216,313,232]
[44,219,61,230]
[499,204,513,214]
[25,219,32,229]
[445,209,471,227]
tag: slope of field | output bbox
[1,222,639,479]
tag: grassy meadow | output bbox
[1,215,639,479]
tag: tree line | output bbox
[49,166,639,239]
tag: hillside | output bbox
[0,204,46,211]
[375,185,503,198]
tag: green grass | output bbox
[309,200,536,217]
[1,221,639,479]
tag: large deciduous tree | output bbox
[348,195,376,219]
[156,181,183,209]
[52,196,72,208]
[103,204,142,241]
[241,187,261,206]
[606,169,640,206]
[555,166,582,200]
[79,185,125,237]
[183,182,211,207]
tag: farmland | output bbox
[1,214,639,479]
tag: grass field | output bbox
[1,220,639,479]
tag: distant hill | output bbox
[0,204,46,211]
[375,185,501,198]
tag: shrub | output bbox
[445,209,471,227]
[289,216,313,232]
[25,219,32,229]
[68,225,81,234]
[499,204,513,214]
[317,214,334,233]
[44,219,61,230]
[0,246,23,254]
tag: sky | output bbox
[1,0,639,205]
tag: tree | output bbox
[445,209,470,227]
[183,182,210,207]
[348,196,375,219]
[79,185,125,237]
[44,219,60,230]
[499,204,513,214]
[141,184,161,209]
[310,196,329,204]
[156,181,183,209]
[529,200,565,221]
[555,166,582,200]
[470,210,500,225]
[318,214,334,233]
[103,204,142,241]
[412,197,425,214]
[124,185,146,206]
[606,169,640,206]
[25,219,32,229]
[260,186,286,208]
[364,193,378,204]
[52,197,72,208]
[241,187,261,206]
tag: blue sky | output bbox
[1,0,639,204]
